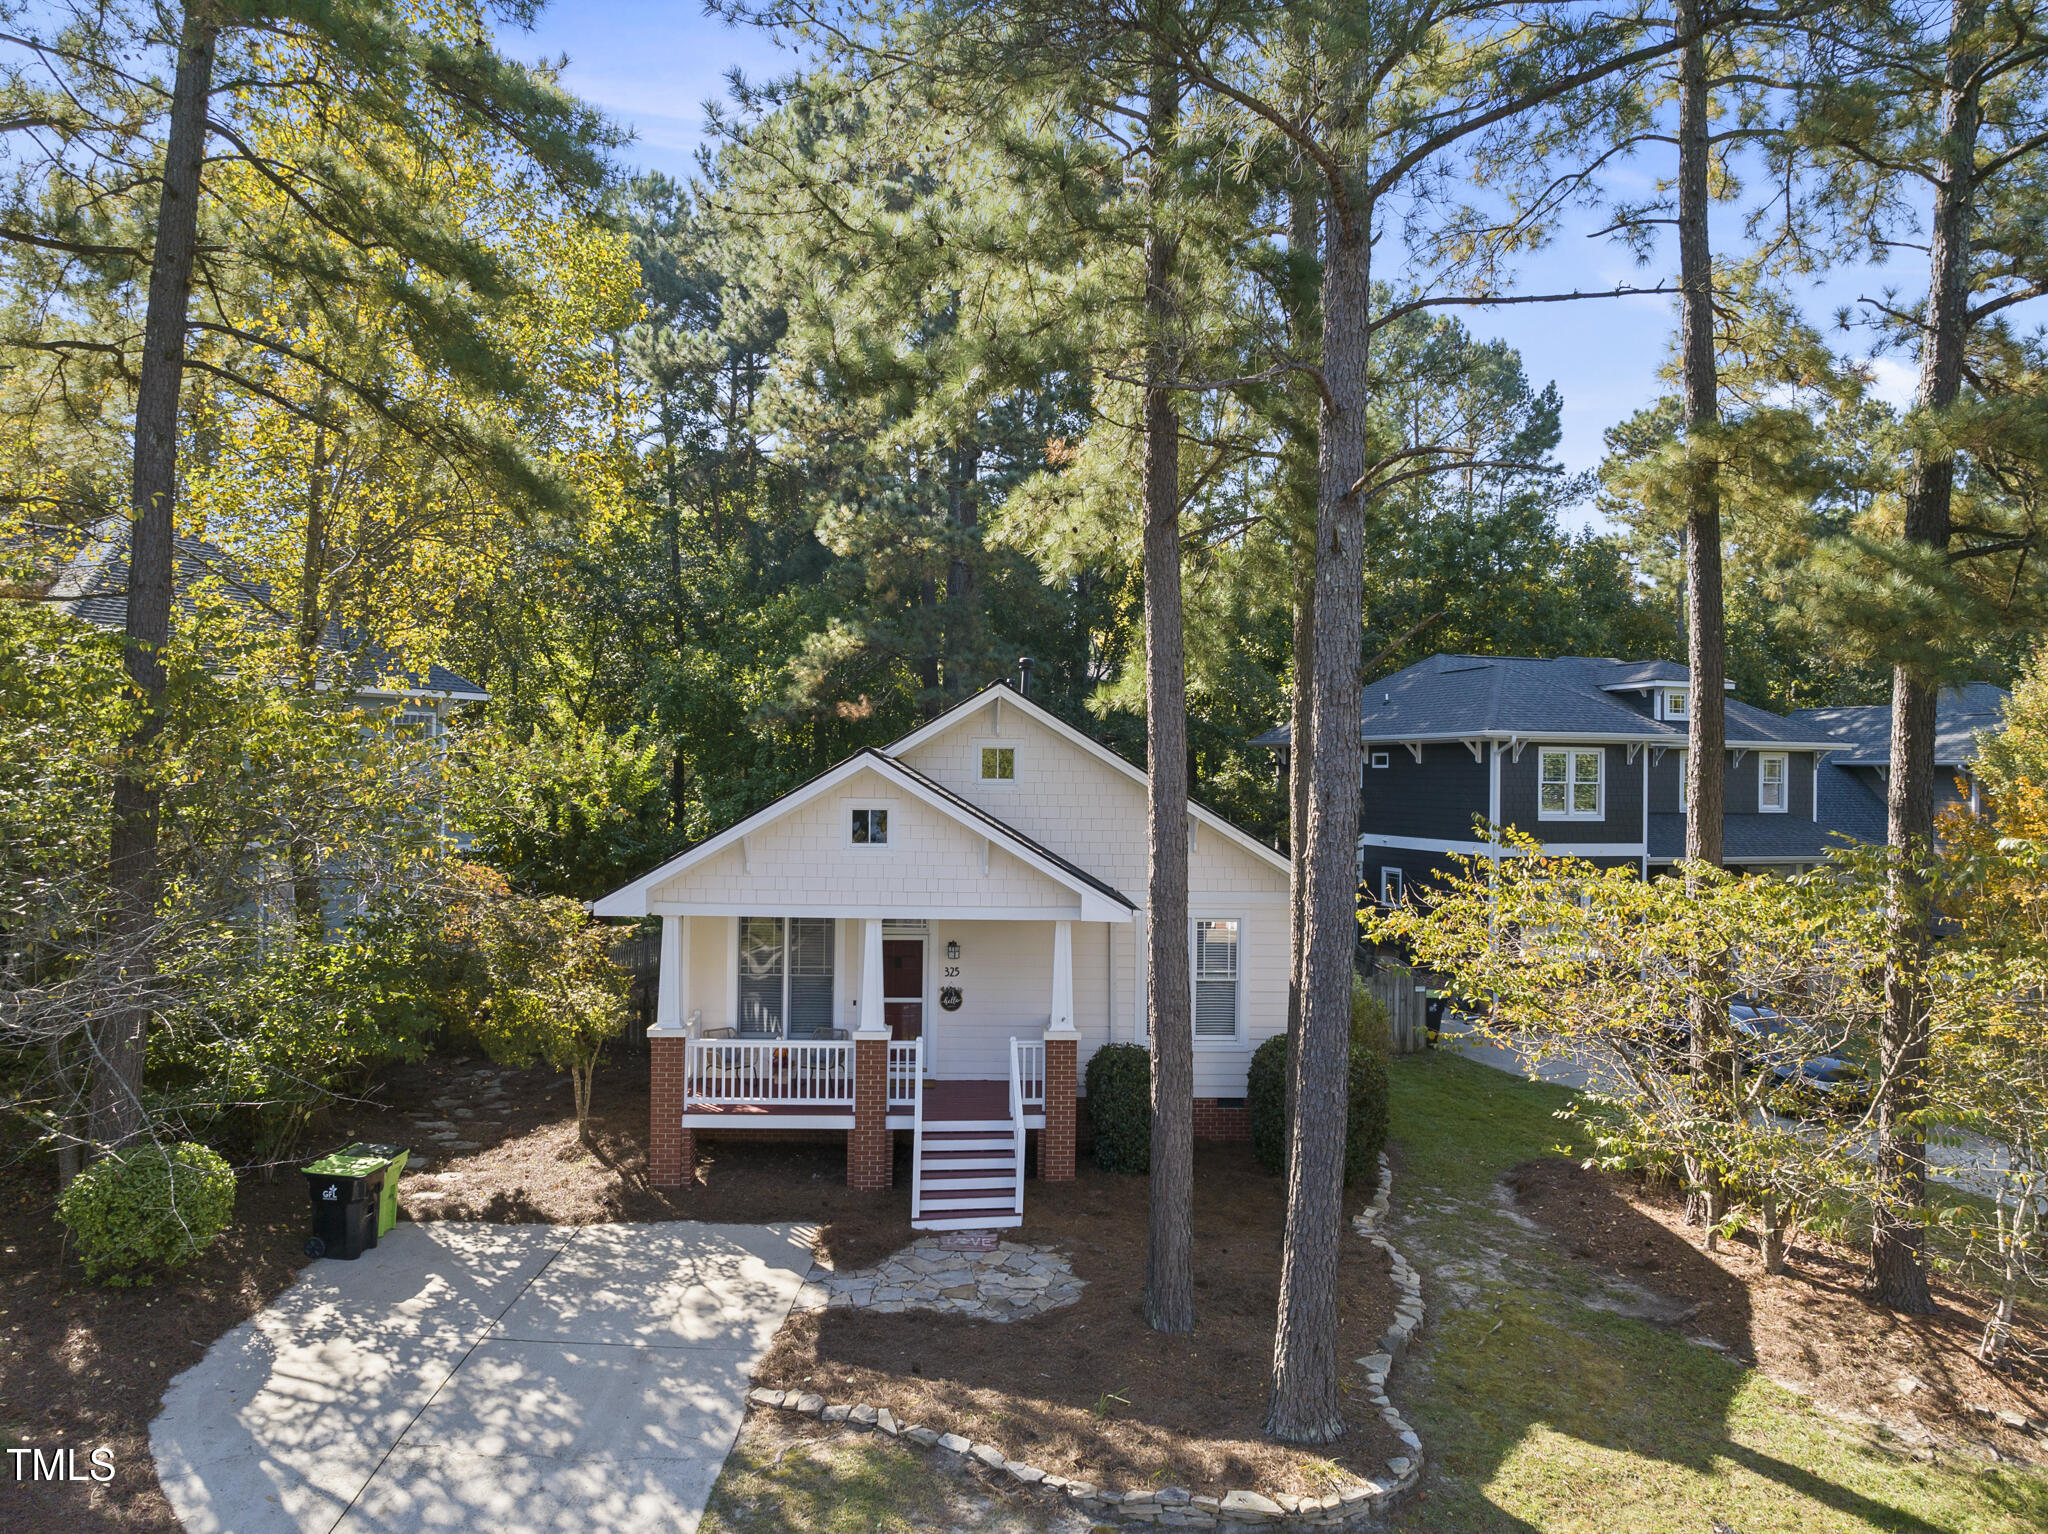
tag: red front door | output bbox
[883,939,924,1042]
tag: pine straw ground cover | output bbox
[752,1142,1404,1501]
[1387,1050,2048,1534]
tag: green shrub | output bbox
[1248,1034,1288,1172]
[1085,1043,1151,1173]
[1243,975,1393,1191]
[57,1142,236,1285]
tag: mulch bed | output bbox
[1,1053,1388,1529]
[1504,1156,2048,1464]
[755,1143,1402,1499]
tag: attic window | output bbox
[1663,689,1689,721]
[980,745,1017,782]
[849,806,890,845]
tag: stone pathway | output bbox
[794,1238,1084,1321]
[406,1065,530,1158]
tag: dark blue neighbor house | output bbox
[1253,653,1963,902]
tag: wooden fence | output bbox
[1362,958,1432,1055]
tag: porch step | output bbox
[919,1118,1014,1132]
[920,1136,1013,1154]
[918,1154,1015,1171]
[914,1210,1024,1231]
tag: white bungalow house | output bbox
[592,680,1291,1231]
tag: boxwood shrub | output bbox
[57,1141,236,1285]
[1084,1042,1151,1173]
[1245,975,1392,1192]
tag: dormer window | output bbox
[1661,689,1689,721]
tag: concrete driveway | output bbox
[151,1220,816,1534]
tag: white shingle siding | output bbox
[901,702,1290,1095]
[649,767,1078,913]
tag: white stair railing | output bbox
[887,1038,922,1109]
[1013,1038,1046,1112]
[910,1043,927,1222]
[1007,1036,1029,1215]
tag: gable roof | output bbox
[590,748,1137,920]
[48,520,488,702]
[887,681,1291,875]
[1252,653,1838,751]
[1790,683,2010,768]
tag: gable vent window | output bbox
[980,746,1016,781]
[1192,918,1241,1041]
[1759,752,1789,813]
[850,806,889,845]
[1538,748,1603,820]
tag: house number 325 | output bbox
[943,965,960,978]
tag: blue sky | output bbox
[494,6,1933,529]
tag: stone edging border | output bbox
[745,1151,1426,1529]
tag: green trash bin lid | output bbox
[304,1142,406,1178]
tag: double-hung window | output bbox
[1758,752,1788,813]
[1538,748,1603,819]
[737,917,837,1036]
[1192,918,1241,1042]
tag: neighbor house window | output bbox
[1538,748,1603,819]
[1664,689,1689,721]
[980,745,1016,781]
[1759,752,1788,813]
[738,917,836,1037]
[850,806,889,845]
[1380,867,1405,905]
[1369,751,1391,769]
[1192,918,1240,1040]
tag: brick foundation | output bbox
[847,1032,893,1190]
[649,1033,691,1188]
[1041,1034,1077,1180]
[1193,1097,1252,1142]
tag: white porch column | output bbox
[652,913,686,1036]
[1049,918,1075,1032]
[857,916,888,1035]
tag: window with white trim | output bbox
[1662,688,1689,721]
[849,806,890,845]
[1192,918,1241,1041]
[1758,752,1788,813]
[738,917,837,1037]
[1538,748,1603,819]
[1369,750,1390,769]
[979,744,1017,782]
[1380,867,1405,905]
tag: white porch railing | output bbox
[1011,1037,1046,1112]
[888,1039,922,1108]
[686,1038,854,1107]
[1007,1037,1036,1215]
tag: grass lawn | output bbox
[1387,1051,2048,1534]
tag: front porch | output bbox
[646,913,1085,1231]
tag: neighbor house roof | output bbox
[46,520,488,702]
[1252,654,1837,752]
[1647,812,1855,864]
[1789,683,2010,768]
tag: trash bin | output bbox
[1424,992,1448,1049]
[301,1143,405,1259]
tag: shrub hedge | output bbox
[1245,974,1392,1193]
[57,1141,236,1285]
[1085,1042,1151,1173]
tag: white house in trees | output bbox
[591,681,1291,1230]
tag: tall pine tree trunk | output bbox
[1871,0,1979,1316]
[1268,205,1369,1446]
[1282,182,1320,1158]
[1142,56,1195,1338]
[92,8,218,1154]
[1676,1,1731,1231]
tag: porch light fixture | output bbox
[945,939,961,960]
